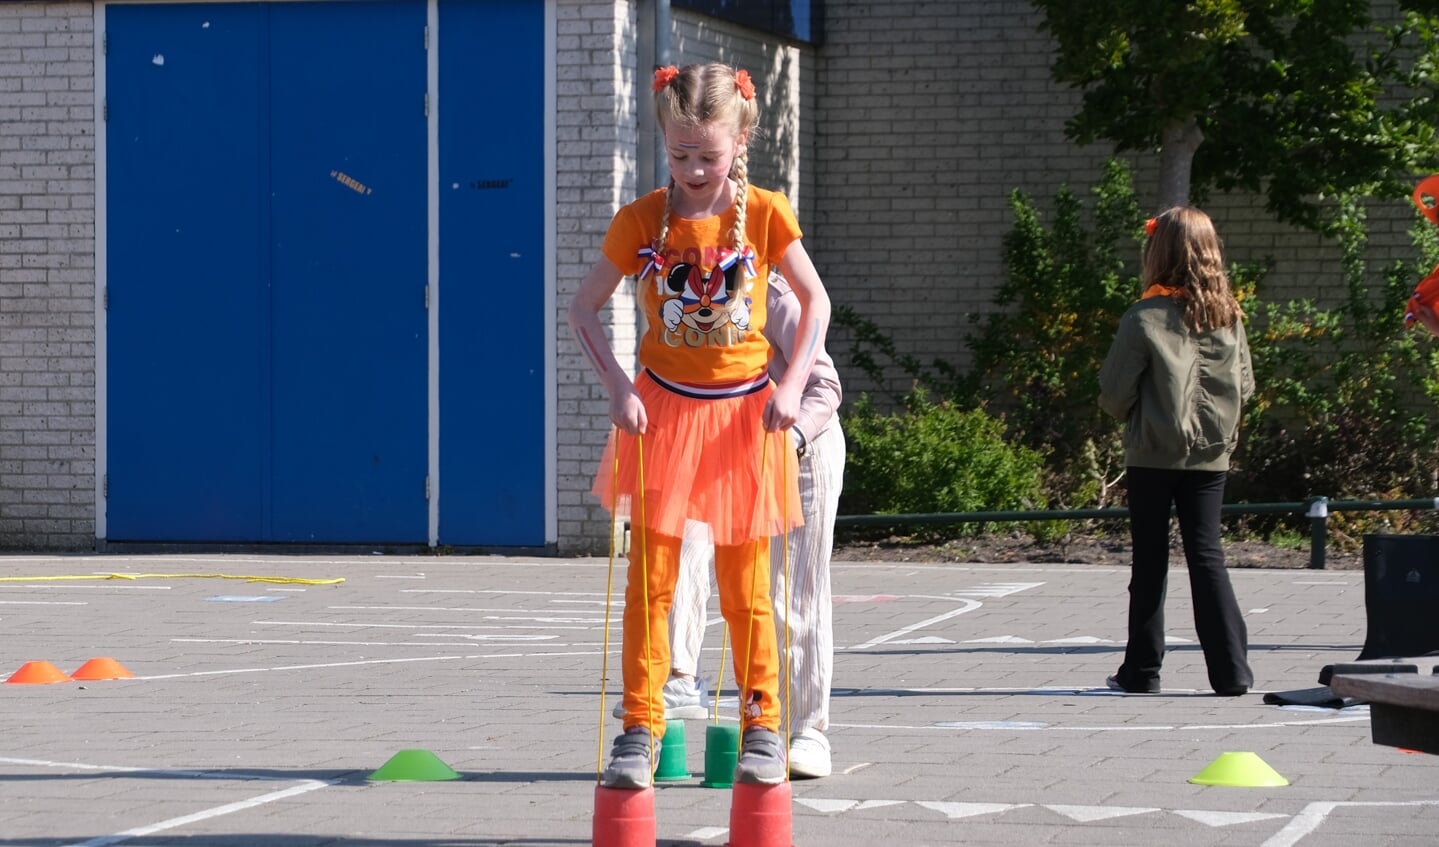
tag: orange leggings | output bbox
[619,523,779,740]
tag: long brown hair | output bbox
[1142,206,1243,332]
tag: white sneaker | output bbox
[610,676,709,720]
[787,729,831,779]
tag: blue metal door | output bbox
[267,2,427,542]
[437,0,547,546]
[106,2,427,543]
[106,4,269,541]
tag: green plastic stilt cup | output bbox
[699,723,740,788]
[654,720,692,781]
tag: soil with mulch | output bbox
[832,529,1363,570]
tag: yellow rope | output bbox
[781,437,793,771]
[713,623,728,725]
[0,573,343,585]
[735,430,768,733]
[635,433,656,765]
[597,431,621,782]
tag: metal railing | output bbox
[834,496,1439,569]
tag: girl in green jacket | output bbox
[1098,206,1255,697]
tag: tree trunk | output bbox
[1157,117,1203,211]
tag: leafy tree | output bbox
[1235,196,1439,539]
[1032,1,1439,230]
[964,159,1142,479]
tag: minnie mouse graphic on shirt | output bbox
[659,256,752,347]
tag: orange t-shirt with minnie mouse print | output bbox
[601,185,803,386]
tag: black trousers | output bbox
[1118,466,1253,693]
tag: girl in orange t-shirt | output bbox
[568,62,832,789]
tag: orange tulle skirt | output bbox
[592,371,803,547]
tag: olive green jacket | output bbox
[1098,297,1254,472]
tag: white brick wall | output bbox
[555,0,639,554]
[0,1,95,549]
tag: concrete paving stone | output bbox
[2,554,1437,845]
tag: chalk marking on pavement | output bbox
[848,598,982,650]
[0,555,599,569]
[0,599,88,605]
[399,588,609,596]
[0,584,170,591]
[171,637,566,647]
[749,796,1439,842]
[835,714,1369,732]
[334,603,605,612]
[1,755,338,847]
[917,801,1030,819]
[60,780,335,847]
[1046,805,1158,822]
[254,618,596,629]
[1261,800,1439,847]
[797,798,906,813]
[138,650,602,680]
[0,756,299,778]
[833,563,1124,575]
[1177,810,1289,827]
[950,582,1045,597]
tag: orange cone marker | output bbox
[592,785,656,847]
[5,661,73,684]
[728,781,793,847]
[71,657,135,681]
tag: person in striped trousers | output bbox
[665,272,845,779]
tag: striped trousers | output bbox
[670,423,846,734]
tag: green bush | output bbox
[1232,195,1439,544]
[962,158,1142,474]
[832,164,1439,551]
[840,392,1048,539]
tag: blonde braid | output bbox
[654,176,676,289]
[730,152,749,256]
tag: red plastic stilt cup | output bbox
[727,781,793,847]
[592,785,656,847]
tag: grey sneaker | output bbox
[734,726,786,785]
[610,676,708,720]
[600,727,659,789]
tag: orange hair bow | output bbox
[652,65,678,92]
[735,69,755,101]
[1144,217,1157,237]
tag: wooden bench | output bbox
[1329,671,1439,755]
